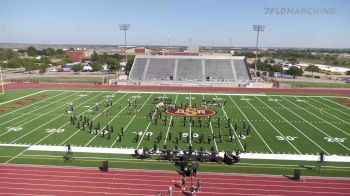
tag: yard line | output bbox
[216,95,244,151]
[0,90,45,106]
[255,96,330,155]
[163,94,178,145]
[243,96,302,154]
[9,92,100,144]
[59,93,128,146]
[83,93,147,147]
[275,96,350,152]
[282,97,350,136]
[136,93,166,149]
[203,94,218,151]
[189,93,192,145]
[42,89,347,98]
[0,92,78,137]
[300,97,350,125]
[0,91,65,118]
[321,97,350,110]
[109,94,152,148]
[228,95,274,153]
[0,92,70,126]
[109,93,153,148]
[4,92,106,164]
[309,97,350,118]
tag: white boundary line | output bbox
[255,96,330,155]
[242,95,302,154]
[43,89,349,98]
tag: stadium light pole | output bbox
[167,36,171,48]
[211,38,214,55]
[119,24,130,65]
[253,24,265,82]
[148,36,152,54]
[189,36,192,48]
[229,38,232,49]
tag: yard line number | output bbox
[276,135,298,141]
[46,128,65,133]
[324,137,346,143]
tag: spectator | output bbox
[197,179,202,192]
[168,186,172,196]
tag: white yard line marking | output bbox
[136,93,165,149]
[0,90,45,106]
[3,92,106,164]
[110,94,153,148]
[203,94,218,151]
[276,96,350,152]
[310,97,350,118]
[59,93,127,146]
[228,95,274,153]
[284,97,350,135]
[7,92,91,143]
[163,94,178,145]
[44,89,348,98]
[0,91,67,119]
[83,93,141,147]
[0,92,72,127]
[255,96,330,155]
[243,96,302,154]
[0,93,79,138]
[321,97,350,110]
[189,93,192,145]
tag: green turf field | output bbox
[0,89,350,176]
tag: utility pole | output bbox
[253,24,265,82]
[119,24,130,65]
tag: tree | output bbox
[39,65,47,75]
[286,66,303,78]
[46,48,56,57]
[92,62,103,72]
[27,46,38,57]
[305,64,320,76]
[7,58,22,68]
[72,64,83,73]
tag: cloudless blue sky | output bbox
[0,0,349,48]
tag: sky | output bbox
[0,0,349,48]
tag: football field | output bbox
[0,89,350,164]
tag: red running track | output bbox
[4,82,350,96]
[0,164,349,196]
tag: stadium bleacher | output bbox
[129,55,251,86]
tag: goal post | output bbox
[0,66,4,95]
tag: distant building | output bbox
[65,50,92,62]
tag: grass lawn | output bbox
[0,88,349,177]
